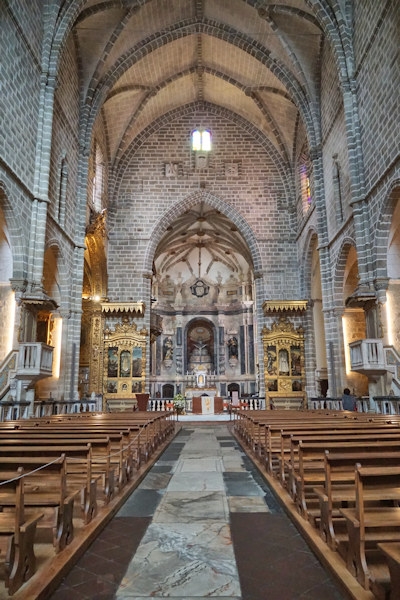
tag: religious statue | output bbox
[228,337,238,359]
[163,336,174,361]
[278,348,289,375]
[188,339,212,372]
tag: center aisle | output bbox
[51,423,348,600]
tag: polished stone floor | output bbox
[49,424,349,600]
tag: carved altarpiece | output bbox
[262,316,305,409]
[103,317,147,406]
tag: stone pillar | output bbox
[342,79,374,292]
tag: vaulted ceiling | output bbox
[73,0,327,284]
[74,0,324,169]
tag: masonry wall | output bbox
[0,3,42,190]
[107,110,300,304]
[354,1,400,194]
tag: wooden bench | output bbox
[278,426,400,485]
[16,422,145,471]
[0,466,44,595]
[313,450,400,552]
[340,464,400,591]
[262,418,399,475]
[289,439,400,520]
[0,446,87,552]
[378,542,400,600]
[19,420,152,467]
[1,434,132,514]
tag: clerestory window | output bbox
[191,129,211,152]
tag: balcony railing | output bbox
[16,343,54,380]
[349,339,386,375]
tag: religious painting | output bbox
[132,380,142,393]
[107,347,118,377]
[292,380,302,391]
[107,380,117,393]
[266,345,277,375]
[120,350,131,377]
[267,379,278,391]
[132,346,142,377]
[291,346,302,376]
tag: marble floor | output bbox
[49,423,350,600]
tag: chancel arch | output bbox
[149,198,259,401]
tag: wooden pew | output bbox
[290,439,400,520]
[0,435,130,514]
[16,422,144,471]
[18,420,151,467]
[278,426,400,483]
[378,542,400,600]
[313,450,400,552]
[0,446,87,552]
[0,467,44,595]
[340,465,400,592]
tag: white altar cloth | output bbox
[201,396,214,414]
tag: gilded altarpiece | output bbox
[262,316,305,409]
[103,319,147,404]
[89,310,103,395]
[79,302,104,399]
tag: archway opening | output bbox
[149,200,256,400]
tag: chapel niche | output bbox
[186,320,215,374]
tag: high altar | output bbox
[184,370,223,414]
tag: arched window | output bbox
[92,143,104,213]
[191,129,211,152]
[299,150,313,214]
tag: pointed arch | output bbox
[0,181,28,283]
[142,190,263,278]
[374,180,400,282]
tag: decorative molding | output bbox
[190,279,209,298]
[101,301,145,315]
[262,300,308,314]
[224,162,239,178]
